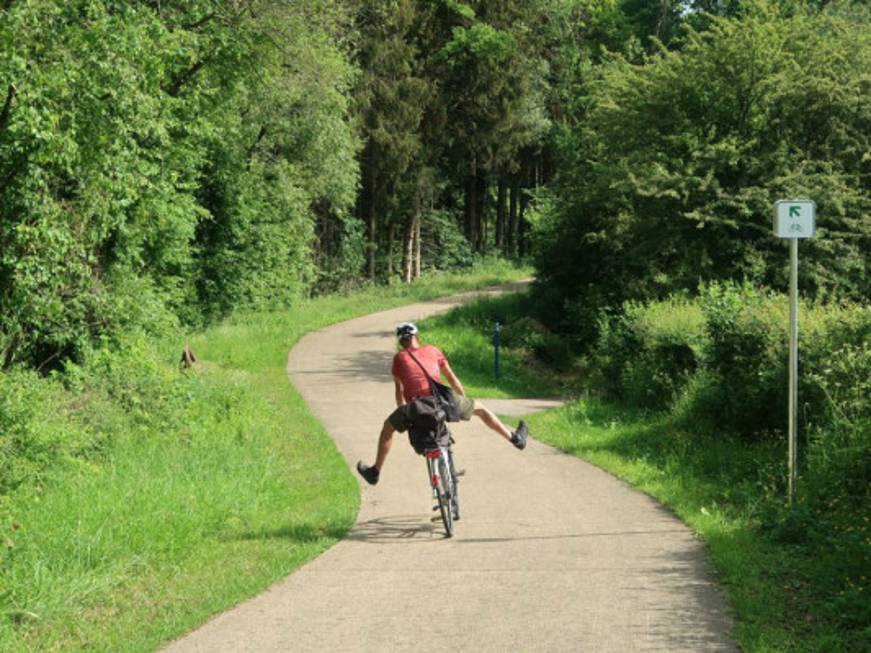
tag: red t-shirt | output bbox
[392,344,447,402]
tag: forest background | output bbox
[0,0,869,651]
[1,0,868,368]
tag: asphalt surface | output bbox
[163,283,737,652]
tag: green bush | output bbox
[421,210,476,272]
[594,297,707,410]
[0,371,59,494]
[593,309,643,401]
[533,7,871,349]
[696,282,788,436]
[806,336,871,491]
[0,370,110,495]
[695,285,871,441]
[591,283,871,447]
[0,1,360,369]
[0,328,190,498]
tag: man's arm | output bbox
[441,361,465,396]
[394,376,406,407]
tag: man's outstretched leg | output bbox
[357,419,395,485]
[471,400,528,450]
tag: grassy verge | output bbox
[0,259,530,653]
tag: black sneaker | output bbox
[511,421,529,450]
[356,461,380,485]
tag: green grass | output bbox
[525,400,870,653]
[418,291,569,399]
[0,259,530,652]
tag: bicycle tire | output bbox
[448,449,460,521]
[437,455,454,537]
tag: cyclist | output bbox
[356,322,529,485]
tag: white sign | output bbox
[774,200,815,239]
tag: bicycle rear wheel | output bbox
[436,455,454,537]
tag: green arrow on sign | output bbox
[789,206,801,218]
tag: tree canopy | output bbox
[533,1,870,341]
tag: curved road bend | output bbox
[164,283,736,652]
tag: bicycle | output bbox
[424,444,459,537]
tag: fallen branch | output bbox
[180,343,198,369]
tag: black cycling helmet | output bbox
[395,322,418,340]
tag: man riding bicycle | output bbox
[356,322,529,485]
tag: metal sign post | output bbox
[774,200,815,506]
[788,237,799,506]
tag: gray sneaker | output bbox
[511,421,529,450]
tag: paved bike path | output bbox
[164,284,736,652]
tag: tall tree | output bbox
[354,0,434,280]
[432,0,550,253]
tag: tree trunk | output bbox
[519,189,529,256]
[402,198,420,284]
[402,223,413,285]
[476,174,487,253]
[366,143,377,279]
[387,222,396,280]
[464,155,478,251]
[508,182,519,257]
[413,208,421,280]
[496,178,506,250]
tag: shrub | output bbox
[696,284,871,441]
[806,335,871,492]
[591,283,871,445]
[421,209,476,272]
[0,329,189,497]
[696,282,788,436]
[593,297,707,410]
[0,370,108,495]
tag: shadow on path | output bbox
[344,515,443,543]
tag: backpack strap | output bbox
[405,348,437,383]
[406,348,463,422]
[405,348,442,407]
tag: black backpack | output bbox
[406,396,451,455]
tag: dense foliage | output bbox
[6,2,860,371]
[534,2,870,341]
[0,0,360,368]
[0,0,587,370]
[593,284,870,441]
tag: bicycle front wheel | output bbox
[448,449,460,521]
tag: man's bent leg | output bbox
[374,419,395,470]
[357,419,396,486]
